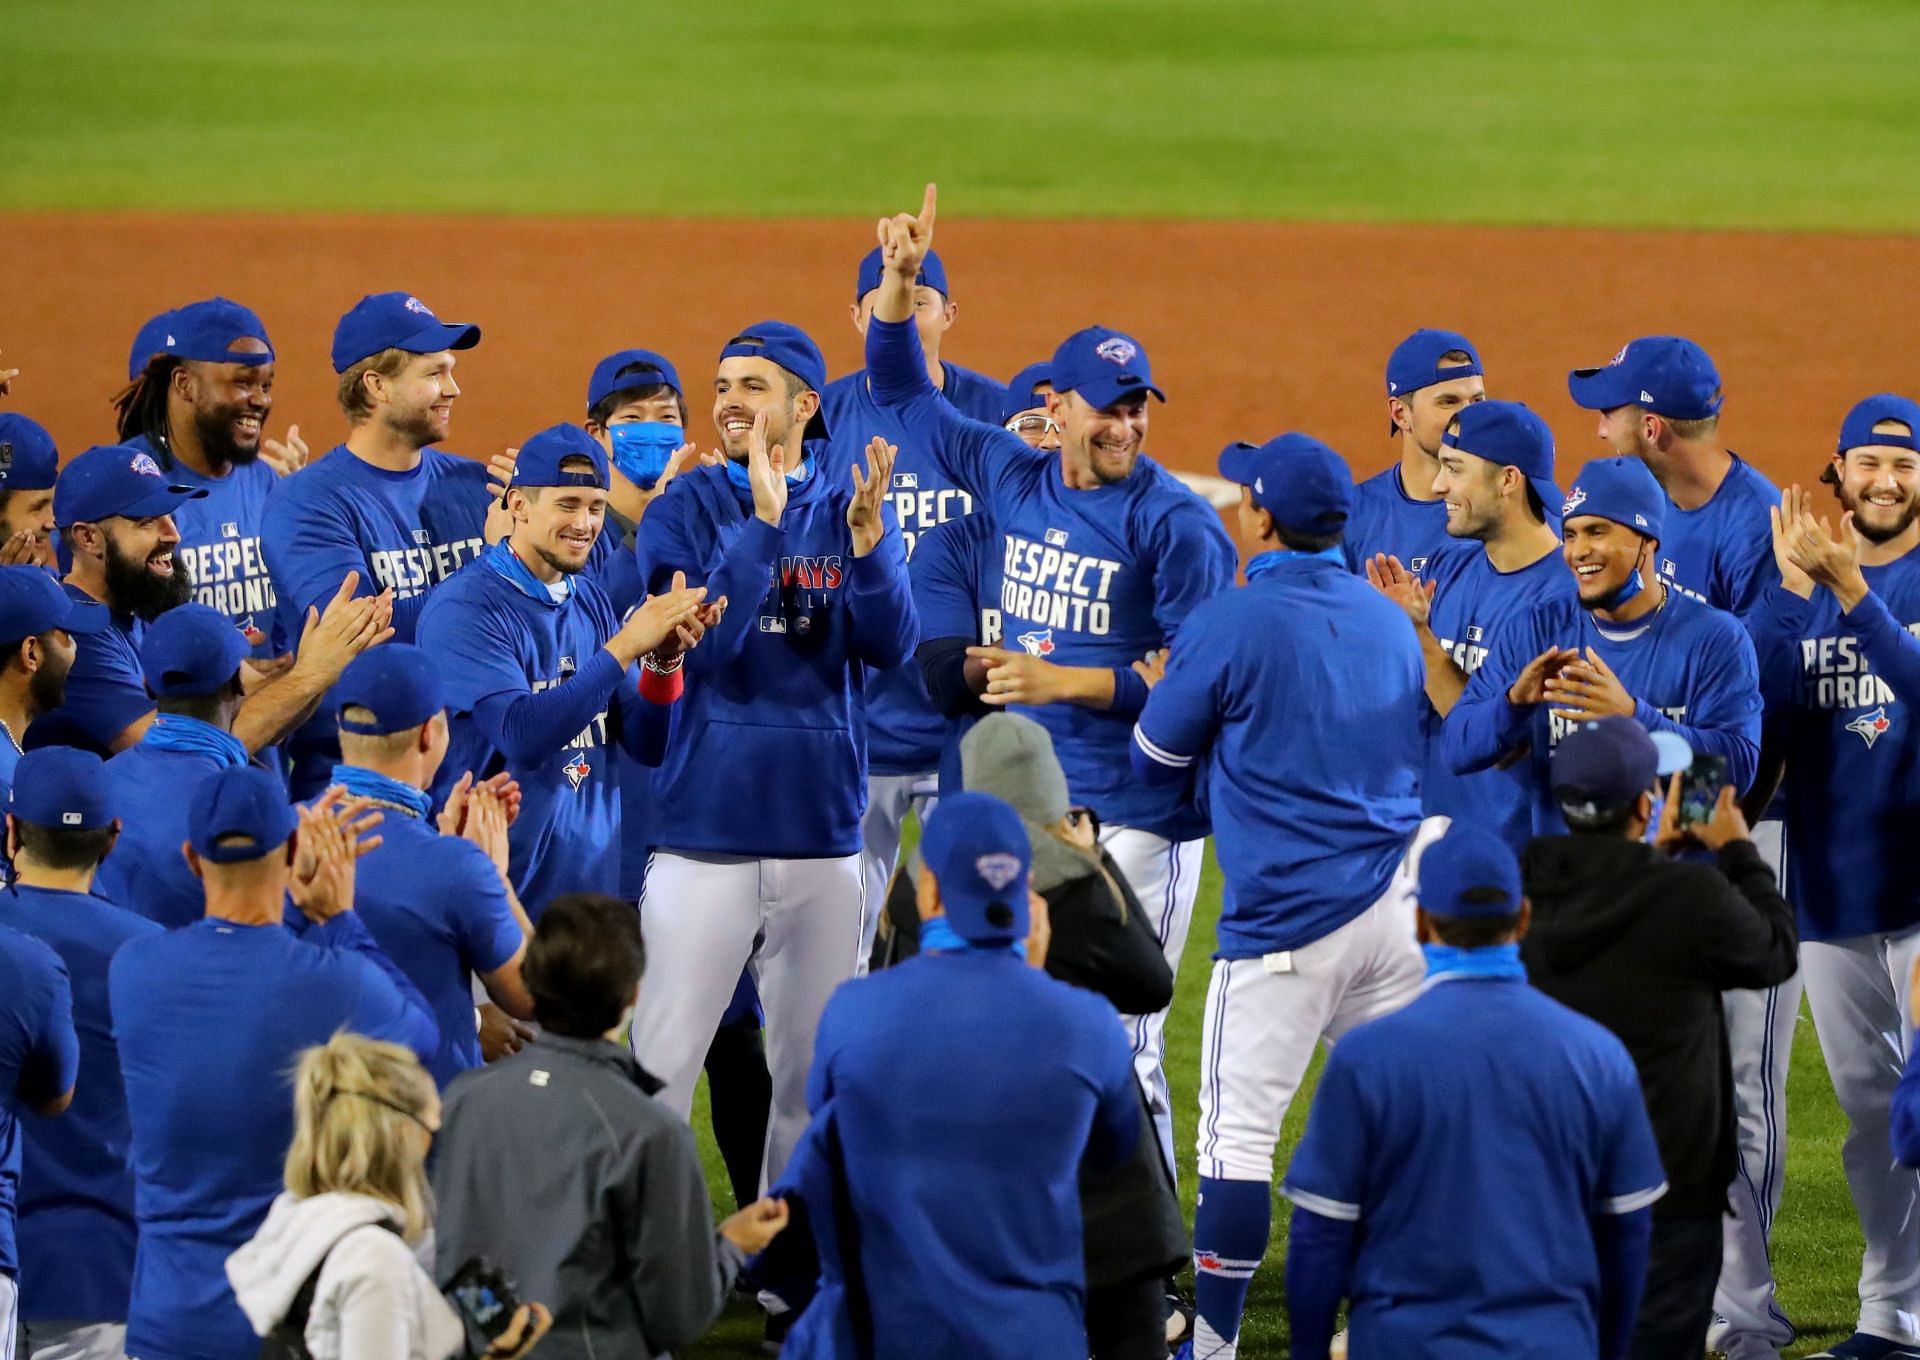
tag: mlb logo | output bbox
[1465,626,1483,642]
[221,521,240,539]
[893,472,919,489]
[759,616,788,634]
[1409,557,1429,573]
[562,752,591,789]
[559,655,576,679]
[1017,628,1056,657]
[1661,559,1678,578]
[1044,528,1069,547]
[412,528,431,545]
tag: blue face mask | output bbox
[1584,538,1650,612]
[607,421,683,490]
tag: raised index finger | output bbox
[919,182,938,232]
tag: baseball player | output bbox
[1749,396,1920,1360]
[866,187,1237,1173]
[110,297,287,656]
[1282,824,1667,1360]
[627,319,915,1186]
[0,413,61,568]
[1447,456,1763,837]
[1130,434,1442,1360]
[576,348,696,610]
[823,246,1007,961]
[1342,328,1488,573]
[418,424,709,913]
[1567,334,1797,1353]
[0,567,104,809]
[1367,400,1572,850]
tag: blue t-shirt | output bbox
[640,459,918,859]
[1283,974,1667,1360]
[419,556,650,912]
[1133,556,1425,956]
[1421,540,1578,852]
[799,950,1138,1360]
[4,884,159,1317]
[1342,464,1451,575]
[261,443,490,644]
[865,316,1236,840]
[908,514,1005,796]
[1652,453,1778,620]
[1750,561,1920,941]
[125,436,282,658]
[110,915,435,1360]
[95,740,244,929]
[0,921,77,1279]
[58,584,149,751]
[823,362,1010,777]
[327,798,523,1086]
[1448,589,1763,837]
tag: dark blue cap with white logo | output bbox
[1568,336,1722,421]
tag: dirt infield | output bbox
[8,213,1918,502]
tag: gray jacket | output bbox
[429,1032,741,1359]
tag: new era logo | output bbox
[1634,513,1649,527]
[1639,389,1655,404]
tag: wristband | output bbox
[639,656,685,705]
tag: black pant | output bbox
[1086,1269,1166,1360]
[1627,1213,1723,1360]
[703,1014,771,1210]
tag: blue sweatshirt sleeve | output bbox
[1843,589,1920,700]
[608,675,673,766]
[1893,1042,1920,1167]
[642,486,782,677]
[472,649,628,766]
[865,316,1034,504]
[845,527,918,669]
[307,911,440,1059]
[1748,583,1814,712]
[1630,619,1762,794]
[1284,1206,1358,1360]
[1591,1207,1653,1360]
[1131,606,1229,787]
[1445,604,1547,774]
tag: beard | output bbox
[391,403,445,449]
[191,401,262,472]
[1842,486,1920,545]
[531,542,587,577]
[104,533,193,622]
[27,652,69,713]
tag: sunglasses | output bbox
[1005,413,1060,437]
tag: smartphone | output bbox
[445,1259,522,1340]
[1676,752,1729,827]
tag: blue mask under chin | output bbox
[1583,543,1651,612]
[607,421,684,489]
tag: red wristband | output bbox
[638,663,684,705]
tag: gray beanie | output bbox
[960,714,1097,892]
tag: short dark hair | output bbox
[156,687,237,724]
[1558,792,1639,836]
[13,820,116,873]
[1276,524,1343,553]
[524,893,645,1038]
[1425,901,1523,949]
[587,382,687,430]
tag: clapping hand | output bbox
[847,438,897,558]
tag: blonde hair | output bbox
[336,348,413,422]
[285,1032,438,1243]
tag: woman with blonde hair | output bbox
[226,1031,550,1359]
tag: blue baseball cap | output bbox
[920,791,1032,944]
[8,747,117,831]
[855,246,950,301]
[1552,716,1693,814]
[0,414,61,493]
[128,308,178,380]
[140,603,248,698]
[718,321,831,441]
[1836,393,1920,456]
[1386,328,1483,400]
[0,566,108,645]
[1417,824,1522,920]
[1000,362,1054,425]
[331,292,481,373]
[1049,326,1164,412]
[188,765,298,864]
[1567,336,1723,421]
[1218,434,1353,535]
[54,444,208,527]
[510,423,610,491]
[1441,400,1561,516]
[587,348,683,414]
[336,644,445,735]
[167,298,273,367]
[1561,456,1666,542]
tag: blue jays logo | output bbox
[129,452,163,478]
[1563,487,1587,515]
[563,751,592,789]
[1094,336,1137,367]
[1017,628,1056,657]
[404,296,433,316]
[1847,706,1892,749]
[975,853,1022,890]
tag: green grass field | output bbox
[5,0,1920,230]
[681,846,1866,1357]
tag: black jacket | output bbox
[1520,835,1799,1218]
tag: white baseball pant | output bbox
[1198,817,1446,1183]
[1800,924,1920,1347]
[1711,818,1803,1359]
[1102,825,1205,1178]
[631,849,866,1186]
[0,1274,14,1360]
[23,1322,126,1360]
[857,772,938,973]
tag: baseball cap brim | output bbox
[120,484,210,521]
[394,320,481,356]
[1528,476,1565,521]
[1217,442,1259,486]
[55,596,110,637]
[1067,374,1166,411]
[1651,731,1693,777]
[1567,366,1640,412]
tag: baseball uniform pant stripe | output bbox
[1801,927,1920,1344]
[631,850,866,1188]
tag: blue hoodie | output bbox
[639,455,917,858]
